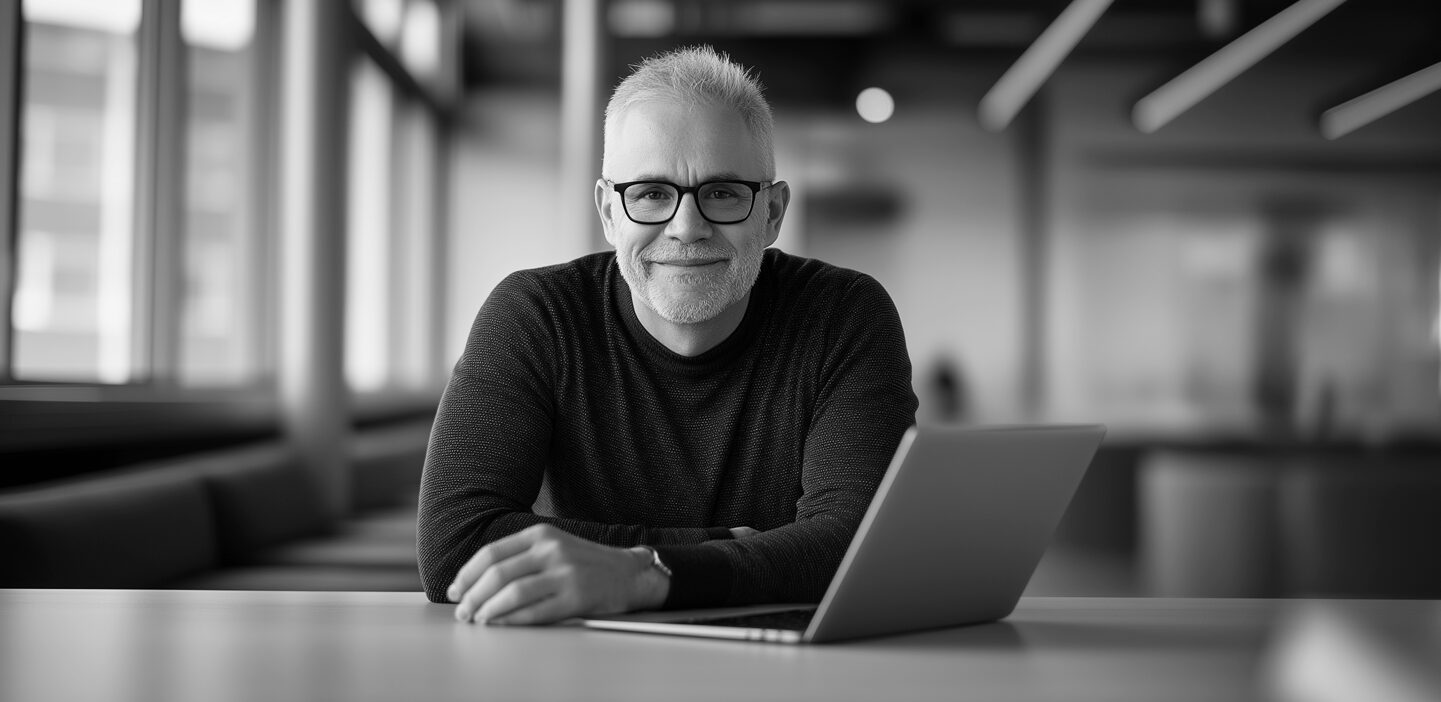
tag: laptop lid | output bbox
[583,423,1106,643]
[805,423,1105,642]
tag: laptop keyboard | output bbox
[681,608,818,631]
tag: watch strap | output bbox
[638,545,672,578]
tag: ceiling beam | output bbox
[1132,0,1348,133]
[978,0,1113,131]
[1321,60,1441,139]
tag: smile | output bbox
[650,259,726,269]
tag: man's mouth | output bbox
[651,258,726,268]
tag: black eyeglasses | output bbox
[607,179,773,225]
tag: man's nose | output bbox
[664,192,712,243]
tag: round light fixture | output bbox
[856,87,894,124]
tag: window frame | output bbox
[343,0,455,405]
[0,0,455,469]
[1,1,23,383]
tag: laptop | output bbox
[581,423,1106,644]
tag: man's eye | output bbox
[634,188,673,201]
[705,187,742,201]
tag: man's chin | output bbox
[621,261,746,325]
[644,293,727,325]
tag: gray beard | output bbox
[618,241,765,325]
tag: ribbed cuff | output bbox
[653,543,732,610]
[704,526,734,540]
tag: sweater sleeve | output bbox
[416,272,727,603]
[654,274,918,608]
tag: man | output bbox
[418,45,917,625]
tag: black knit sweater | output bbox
[417,248,917,608]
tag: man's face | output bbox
[596,100,787,325]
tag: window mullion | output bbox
[133,0,186,384]
[0,2,22,382]
[249,0,281,386]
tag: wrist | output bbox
[628,546,671,611]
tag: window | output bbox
[180,0,262,386]
[1,0,455,468]
[346,57,396,393]
[13,0,142,382]
[345,0,449,396]
[392,102,440,390]
[356,0,405,48]
[8,0,265,387]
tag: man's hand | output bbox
[447,524,668,625]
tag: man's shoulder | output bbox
[764,248,888,301]
[502,251,613,290]
[490,252,614,307]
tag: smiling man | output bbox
[418,46,917,625]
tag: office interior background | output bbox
[1,0,1439,598]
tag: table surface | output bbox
[2,589,1438,702]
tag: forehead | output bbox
[606,99,768,181]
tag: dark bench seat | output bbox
[0,420,430,592]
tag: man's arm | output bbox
[416,272,730,605]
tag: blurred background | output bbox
[1,0,1438,598]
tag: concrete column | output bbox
[560,0,606,253]
[135,0,186,381]
[279,0,351,521]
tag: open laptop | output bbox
[581,423,1106,644]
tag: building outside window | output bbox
[13,1,142,383]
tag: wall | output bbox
[1045,56,1441,437]
[782,104,1024,423]
[445,88,585,365]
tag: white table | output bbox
[2,589,1437,702]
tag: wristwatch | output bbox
[638,545,672,579]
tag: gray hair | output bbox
[602,45,776,178]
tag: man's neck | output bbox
[632,294,750,357]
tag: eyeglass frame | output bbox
[604,178,775,225]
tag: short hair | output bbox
[602,45,776,178]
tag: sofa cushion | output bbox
[183,442,329,563]
[351,420,431,511]
[0,469,217,587]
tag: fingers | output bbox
[447,527,542,602]
[448,525,641,626]
[454,549,546,623]
[487,588,573,626]
[477,573,568,624]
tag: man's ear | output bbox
[762,180,791,248]
[595,179,617,246]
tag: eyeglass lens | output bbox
[622,182,756,224]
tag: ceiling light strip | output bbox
[1133,0,1348,133]
[978,0,1113,131]
[1320,61,1441,139]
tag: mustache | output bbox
[641,242,734,262]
